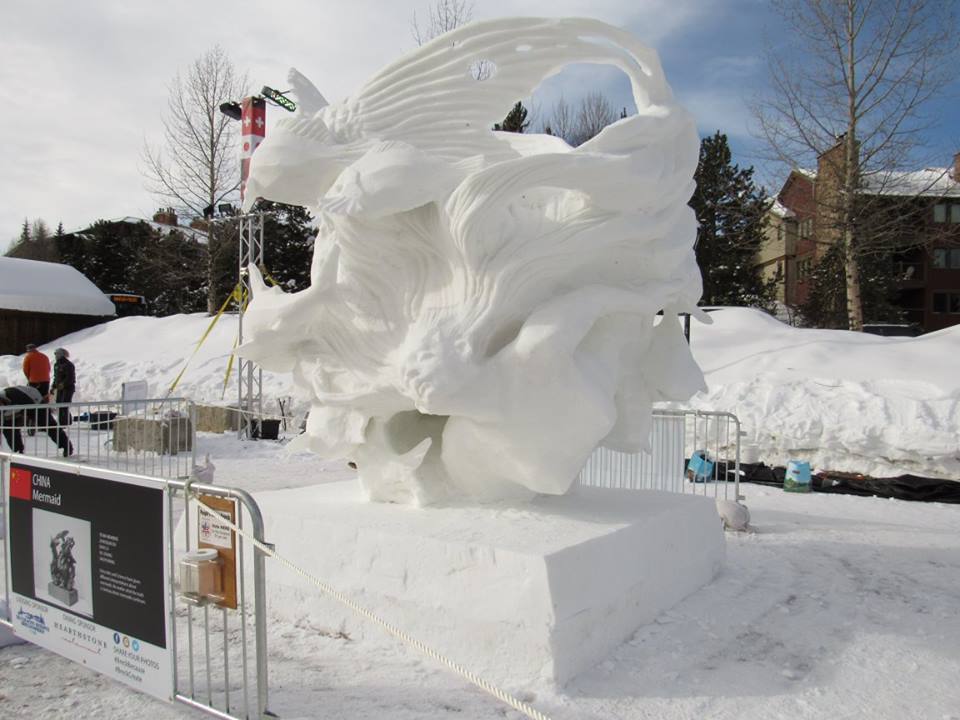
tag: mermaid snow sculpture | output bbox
[240,18,707,504]
[49,530,78,605]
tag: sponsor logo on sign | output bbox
[199,509,233,549]
[56,617,107,655]
[17,608,49,635]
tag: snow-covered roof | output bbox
[860,168,960,198]
[768,199,795,219]
[0,258,116,316]
[69,217,209,244]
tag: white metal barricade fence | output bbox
[0,397,197,480]
[1,405,740,719]
[578,409,742,500]
[172,479,272,719]
[0,453,272,720]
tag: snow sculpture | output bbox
[241,17,706,504]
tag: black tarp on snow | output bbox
[737,462,960,504]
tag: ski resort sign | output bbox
[4,457,173,701]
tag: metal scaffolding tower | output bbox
[237,213,264,438]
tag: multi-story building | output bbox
[759,146,960,332]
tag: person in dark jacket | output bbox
[0,385,73,457]
[53,348,76,426]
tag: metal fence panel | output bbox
[172,481,271,719]
[0,452,270,720]
[0,398,197,479]
[578,409,742,500]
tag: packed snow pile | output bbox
[0,313,298,412]
[0,306,957,479]
[685,307,960,479]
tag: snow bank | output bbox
[0,313,297,413]
[1,306,956,478]
[683,308,960,478]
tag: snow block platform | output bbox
[255,480,725,687]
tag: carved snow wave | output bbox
[240,18,705,504]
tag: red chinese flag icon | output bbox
[10,467,32,500]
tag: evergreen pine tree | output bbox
[57,229,87,274]
[31,219,50,243]
[799,244,847,328]
[493,102,529,133]
[4,218,30,257]
[5,219,32,257]
[138,229,207,315]
[257,201,315,293]
[800,245,905,328]
[7,217,59,261]
[206,200,316,311]
[82,220,155,294]
[689,132,773,308]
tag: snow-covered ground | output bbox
[1,310,959,719]
[3,306,957,478]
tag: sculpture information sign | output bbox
[197,493,238,609]
[5,458,173,701]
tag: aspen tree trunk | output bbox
[843,5,863,331]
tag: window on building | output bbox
[933,203,960,224]
[932,248,960,269]
[797,257,813,281]
[932,291,960,314]
[799,219,813,238]
[776,261,784,280]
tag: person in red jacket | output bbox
[22,343,51,397]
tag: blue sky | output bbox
[2,0,957,251]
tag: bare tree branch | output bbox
[140,45,249,311]
[411,0,473,45]
[753,0,960,329]
[573,92,616,146]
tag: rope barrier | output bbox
[191,494,554,720]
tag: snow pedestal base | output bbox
[47,583,78,606]
[255,480,725,687]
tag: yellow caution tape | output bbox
[220,289,251,398]
[166,284,243,398]
[168,266,279,400]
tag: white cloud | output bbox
[681,87,754,140]
[1,0,708,248]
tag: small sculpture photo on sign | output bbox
[32,508,95,618]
